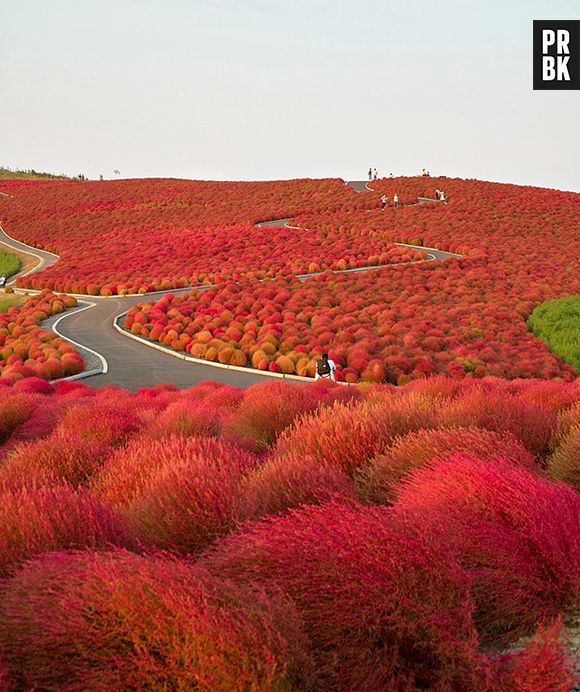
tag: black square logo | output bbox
[533,20,580,89]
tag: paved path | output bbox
[0,180,457,390]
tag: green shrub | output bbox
[0,251,21,278]
[528,295,579,372]
[0,295,22,313]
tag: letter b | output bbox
[543,56,556,80]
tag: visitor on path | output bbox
[393,193,399,208]
[0,275,6,288]
[380,194,388,210]
[439,190,446,202]
[315,353,336,382]
[368,168,373,181]
[373,168,378,181]
[435,189,441,200]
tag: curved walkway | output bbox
[0,181,458,390]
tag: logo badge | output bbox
[533,20,579,90]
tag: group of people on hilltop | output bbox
[370,168,435,180]
[368,168,395,181]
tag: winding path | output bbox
[0,181,458,390]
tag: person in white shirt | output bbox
[380,194,388,210]
[393,193,399,208]
[315,353,336,382]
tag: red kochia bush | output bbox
[356,426,537,504]
[494,618,578,691]
[241,451,357,519]
[147,397,224,439]
[272,393,442,476]
[442,390,557,457]
[52,402,142,446]
[0,484,129,577]
[0,550,316,691]
[91,435,257,554]
[392,456,580,645]
[228,379,361,451]
[0,396,63,457]
[203,500,482,690]
[0,431,111,490]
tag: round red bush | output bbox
[0,483,129,577]
[241,452,357,519]
[203,499,482,690]
[273,393,441,476]
[91,435,257,554]
[356,426,537,504]
[0,550,316,691]
[392,455,580,645]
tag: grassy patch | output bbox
[0,166,71,180]
[528,295,579,372]
[0,250,21,278]
[0,295,23,313]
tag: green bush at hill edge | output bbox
[0,250,21,278]
[528,295,579,373]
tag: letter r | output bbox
[557,29,570,54]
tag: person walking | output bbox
[373,168,378,181]
[315,353,336,382]
[393,193,399,208]
[368,167,373,181]
[435,189,441,201]
[380,194,388,210]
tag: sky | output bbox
[1,0,579,190]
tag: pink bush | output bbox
[0,483,129,577]
[0,550,316,691]
[147,397,224,439]
[241,452,357,519]
[356,426,537,504]
[227,379,360,451]
[203,499,482,690]
[52,402,142,446]
[441,390,557,457]
[0,431,111,489]
[392,455,580,644]
[273,393,441,476]
[91,435,257,553]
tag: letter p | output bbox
[542,29,556,53]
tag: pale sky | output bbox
[1,0,579,190]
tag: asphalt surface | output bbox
[0,180,457,390]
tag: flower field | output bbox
[0,290,84,381]
[0,375,578,689]
[123,176,579,382]
[0,177,422,295]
